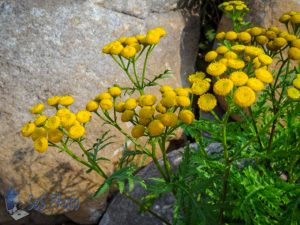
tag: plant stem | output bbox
[151,141,169,181]
[141,45,154,87]
[159,134,172,181]
[249,106,264,150]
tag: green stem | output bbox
[141,45,154,88]
[151,141,169,181]
[159,133,172,181]
[249,106,264,150]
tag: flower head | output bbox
[34,137,48,153]
[255,68,273,83]
[197,94,217,112]
[213,78,234,96]
[287,87,300,100]
[76,110,91,123]
[229,71,248,86]
[148,120,165,137]
[131,125,145,138]
[31,103,44,114]
[22,122,36,137]
[179,110,194,124]
[206,62,227,77]
[247,78,264,91]
[59,96,74,106]
[233,86,256,107]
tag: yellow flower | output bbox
[121,46,137,58]
[31,103,44,114]
[227,59,245,69]
[156,103,167,114]
[216,32,226,40]
[34,115,47,127]
[273,37,287,48]
[48,129,64,143]
[213,78,233,96]
[34,137,48,153]
[148,120,165,137]
[216,45,229,54]
[175,88,190,97]
[139,95,157,106]
[139,117,151,126]
[160,96,177,108]
[95,92,112,102]
[191,80,210,95]
[256,35,269,45]
[139,106,154,119]
[279,31,289,38]
[238,32,251,43]
[47,96,60,106]
[108,87,122,97]
[288,47,300,60]
[233,86,256,107]
[56,108,70,117]
[247,78,265,91]
[76,110,91,123]
[46,116,61,130]
[131,125,145,138]
[144,30,160,45]
[110,42,124,55]
[162,90,177,98]
[32,127,47,141]
[59,96,74,106]
[287,87,300,100]
[86,100,99,112]
[229,71,248,86]
[293,78,300,89]
[245,46,264,56]
[124,36,138,45]
[279,14,291,23]
[197,94,217,112]
[21,122,36,137]
[224,51,238,59]
[249,27,263,36]
[265,30,276,40]
[206,62,227,77]
[100,99,113,110]
[205,51,218,62]
[60,113,76,128]
[176,96,191,107]
[291,14,300,24]
[102,44,112,54]
[115,102,126,112]
[68,124,85,139]
[225,31,238,41]
[285,34,297,41]
[188,72,206,83]
[124,98,137,110]
[159,85,173,93]
[179,110,194,124]
[258,54,273,65]
[255,68,273,83]
[266,41,279,51]
[224,5,234,11]
[231,45,245,52]
[291,39,300,48]
[121,110,134,122]
[159,113,178,127]
[153,27,167,37]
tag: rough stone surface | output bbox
[98,148,184,225]
[0,0,200,224]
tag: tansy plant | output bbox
[22,2,300,224]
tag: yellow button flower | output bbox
[245,46,264,56]
[100,99,113,110]
[76,110,91,123]
[247,78,265,92]
[238,32,251,43]
[148,120,165,137]
[291,14,300,24]
[206,62,227,77]
[227,59,245,70]
[213,78,234,96]
[273,37,287,48]
[34,115,47,127]
[204,51,218,62]
[46,116,61,130]
[293,78,300,89]
[139,117,151,126]
[156,103,167,114]
[59,96,74,106]
[198,94,217,112]
[249,27,263,36]
[48,129,64,143]
[179,110,194,125]
[139,106,154,119]
[225,31,238,41]
[233,86,256,107]
[191,80,210,95]
[144,30,160,45]
[291,39,300,48]
[216,32,226,40]
[216,45,229,54]
[95,92,112,101]
[139,95,157,106]
[60,113,76,128]
[21,122,36,137]
[255,68,273,83]
[47,96,60,106]
[279,14,291,23]
[131,125,145,138]
[287,86,300,100]
[108,86,122,97]
[231,45,245,52]
[121,46,137,58]
[110,42,124,55]
[160,96,177,108]
[176,96,191,107]
[121,110,134,122]
[159,85,173,93]
[32,127,47,141]
[258,54,273,65]
[224,51,238,59]
[229,71,248,86]
[288,47,300,60]
[125,98,137,110]
[188,72,206,83]
[175,88,190,97]
[124,36,138,45]
[159,113,178,127]
[68,124,85,139]
[34,137,48,153]
[153,27,167,37]
[56,108,71,117]
[115,102,126,112]
[162,90,177,98]
[86,100,99,112]
[256,35,269,45]
[31,103,44,114]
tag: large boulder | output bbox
[0,0,200,224]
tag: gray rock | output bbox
[99,149,184,225]
[0,0,200,224]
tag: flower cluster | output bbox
[287,74,300,100]
[218,1,249,13]
[102,27,166,59]
[22,96,91,153]
[87,86,194,138]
